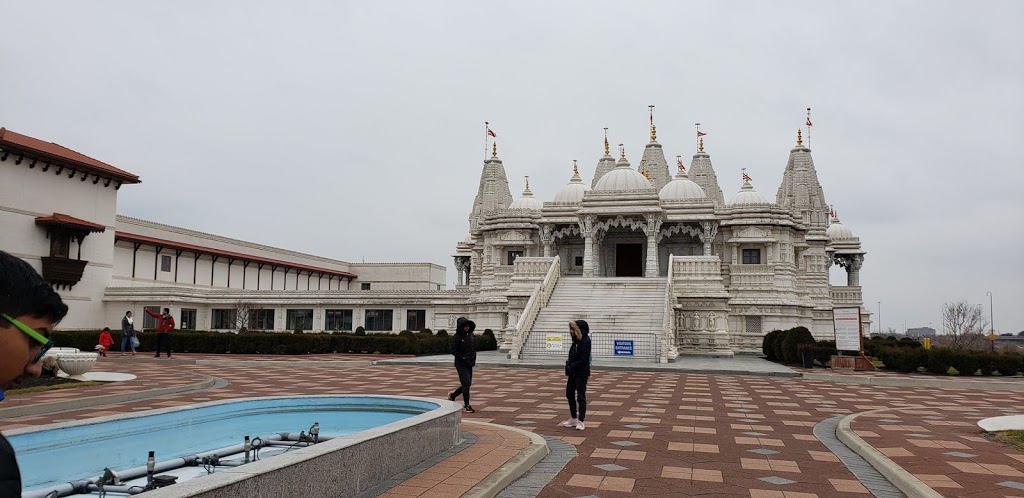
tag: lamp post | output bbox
[986,291,995,352]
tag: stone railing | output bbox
[728,264,774,287]
[511,257,556,280]
[493,266,514,288]
[510,257,560,359]
[830,286,863,305]
[659,254,675,363]
[671,256,723,279]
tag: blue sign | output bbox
[613,340,634,356]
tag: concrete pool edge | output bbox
[17,394,462,498]
[462,421,550,498]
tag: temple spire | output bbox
[573,159,579,175]
[619,144,625,159]
[699,137,704,152]
[648,105,657,142]
[492,141,498,157]
[603,127,610,156]
[796,129,803,146]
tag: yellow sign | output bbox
[923,337,931,350]
[989,332,997,341]
[545,334,564,351]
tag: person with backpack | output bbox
[561,319,591,431]
[447,317,477,413]
[144,308,175,358]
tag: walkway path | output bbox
[2,354,1023,497]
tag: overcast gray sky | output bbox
[2,1,1022,334]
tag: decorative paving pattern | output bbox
[3,355,1024,497]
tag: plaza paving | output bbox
[2,354,1023,497]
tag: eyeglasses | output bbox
[1,313,54,364]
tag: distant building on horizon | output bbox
[906,327,936,338]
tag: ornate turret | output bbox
[637,106,671,190]
[468,142,513,230]
[776,129,828,231]
[688,137,726,207]
[591,127,617,188]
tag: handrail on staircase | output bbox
[660,254,676,363]
[510,256,560,359]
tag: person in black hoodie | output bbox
[561,319,591,431]
[447,317,477,413]
[1,251,69,497]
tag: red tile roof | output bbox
[35,213,107,232]
[115,232,358,280]
[0,127,140,184]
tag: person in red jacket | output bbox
[96,328,114,357]
[144,308,175,358]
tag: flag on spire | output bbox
[487,126,497,138]
[697,130,707,137]
[742,170,752,183]
[677,156,685,173]
[806,117,813,127]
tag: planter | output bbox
[42,347,81,360]
[56,352,99,379]
[800,351,815,369]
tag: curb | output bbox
[805,372,1024,391]
[0,375,217,420]
[836,407,943,498]
[462,420,551,498]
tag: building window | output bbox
[742,248,762,264]
[142,306,161,329]
[180,309,197,330]
[744,316,763,334]
[211,309,237,329]
[286,309,314,331]
[574,256,583,266]
[325,309,353,331]
[249,309,275,330]
[364,309,393,331]
[507,250,524,265]
[50,233,71,258]
[160,255,172,272]
[361,282,371,290]
[406,310,426,331]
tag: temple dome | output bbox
[594,157,653,191]
[509,183,542,210]
[553,165,590,203]
[728,178,770,206]
[659,168,706,201]
[826,217,856,241]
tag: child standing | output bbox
[97,327,114,357]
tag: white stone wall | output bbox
[348,263,447,291]
[0,156,118,329]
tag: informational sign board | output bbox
[545,334,564,351]
[833,307,863,352]
[613,340,635,356]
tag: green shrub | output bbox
[771,330,788,362]
[877,346,927,373]
[436,329,449,338]
[781,327,814,364]
[926,348,954,375]
[483,328,494,336]
[293,329,303,334]
[398,330,415,338]
[762,330,783,361]
[475,331,497,351]
[813,340,837,365]
[421,328,432,335]
[354,326,366,336]
[993,353,1023,376]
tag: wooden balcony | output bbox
[40,257,88,289]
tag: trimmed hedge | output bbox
[51,330,497,356]
[780,327,815,364]
[762,330,783,361]
[875,346,1023,376]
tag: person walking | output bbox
[96,328,114,357]
[120,311,137,356]
[1,250,69,496]
[561,319,591,431]
[145,308,175,358]
[447,317,476,413]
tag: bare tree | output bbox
[233,301,259,332]
[941,300,988,350]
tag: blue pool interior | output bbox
[9,396,439,491]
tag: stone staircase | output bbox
[520,277,667,360]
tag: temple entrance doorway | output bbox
[615,244,643,276]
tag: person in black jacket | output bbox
[561,319,591,431]
[447,317,477,413]
[0,251,69,497]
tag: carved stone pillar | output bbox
[644,214,663,278]
[541,225,553,257]
[699,221,718,256]
[593,231,605,277]
[848,254,864,286]
[580,216,595,277]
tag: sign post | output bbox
[832,307,871,370]
[545,334,564,352]
[613,340,634,357]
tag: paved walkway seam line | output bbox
[463,420,551,498]
[814,415,905,498]
[496,435,577,498]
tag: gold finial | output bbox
[619,144,625,159]
[796,129,803,146]
[524,175,530,190]
[698,137,704,152]
[648,105,656,142]
[603,128,610,155]
[492,141,497,157]
[573,159,579,175]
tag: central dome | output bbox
[659,167,706,201]
[594,158,653,191]
[553,163,590,204]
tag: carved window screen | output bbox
[744,316,763,334]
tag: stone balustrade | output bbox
[830,286,863,305]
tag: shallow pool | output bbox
[9,396,439,492]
